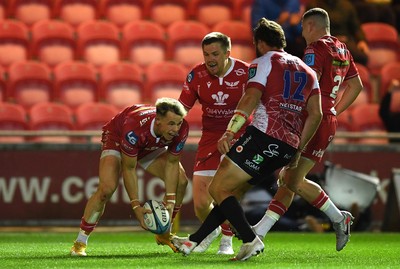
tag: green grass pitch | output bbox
[1,230,399,269]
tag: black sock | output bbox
[219,196,255,243]
[189,205,226,244]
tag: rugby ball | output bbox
[143,200,170,234]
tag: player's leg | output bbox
[71,152,121,256]
[144,150,188,252]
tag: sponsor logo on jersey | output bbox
[304,53,315,66]
[207,81,212,88]
[312,149,325,158]
[236,145,243,153]
[234,68,246,76]
[252,154,264,164]
[205,107,234,117]
[248,64,258,79]
[139,117,150,127]
[187,70,194,83]
[212,91,229,105]
[126,131,138,145]
[245,159,260,171]
[139,109,156,116]
[224,80,240,89]
[279,102,303,112]
[263,144,279,158]
[332,59,349,66]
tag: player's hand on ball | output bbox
[133,205,152,231]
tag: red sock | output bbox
[220,223,234,236]
[268,199,288,216]
[311,192,329,209]
[80,217,97,235]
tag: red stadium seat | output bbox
[53,0,98,28]
[53,61,98,110]
[350,103,388,144]
[0,102,28,142]
[0,65,5,101]
[100,62,144,110]
[145,61,187,102]
[8,0,52,27]
[29,101,74,143]
[147,0,187,28]
[76,20,121,68]
[334,109,352,144]
[361,22,400,75]
[0,0,6,20]
[379,61,400,100]
[354,63,373,102]
[233,0,253,24]
[188,0,234,28]
[213,20,255,62]
[31,19,75,67]
[7,61,53,109]
[0,20,29,68]
[166,20,209,68]
[75,102,118,130]
[99,0,145,28]
[121,20,167,68]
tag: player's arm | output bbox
[288,93,322,169]
[121,152,151,230]
[163,152,180,217]
[335,75,363,116]
[218,87,262,154]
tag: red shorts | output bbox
[193,131,242,175]
[302,114,337,162]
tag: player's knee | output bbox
[96,183,117,201]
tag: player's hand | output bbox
[286,150,302,169]
[133,206,152,231]
[217,131,235,154]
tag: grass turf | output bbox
[1,231,399,269]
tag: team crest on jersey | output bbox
[187,70,194,83]
[224,80,240,89]
[304,53,315,66]
[234,68,246,76]
[126,131,138,145]
[248,64,258,79]
[212,91,229,105]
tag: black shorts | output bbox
[226,126,297,185]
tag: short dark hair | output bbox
[202,32,231,52]
[155,97,187,118]
[253,18,286,49]
[302,8,330,32]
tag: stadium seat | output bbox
[53,61,98,110]
[52,0,98,28]
[354,63,373,101]
[0,0,6,20]
[147,0,187,28]
[99,0,145,28]
[7,61,53,109]
[8,0,52,27]
[100,62,144,110]
[350,103,388,144]
[0,20,29,68]
[379,61,400,101]
[334,109,353,144]
[361,22,400,75]
[233,0,253,25]
[185,103,203,131]
[121,20,167,68]
[29,101,74,143]
[31,19,75,67]
[76,20,121,68]
[145,61,187,102]
[213,20,255,62]
[0,102,28,142]
[0,65,5,101]
[188,0,234,28]
[75,102,118,130]
[166,20,209,68]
